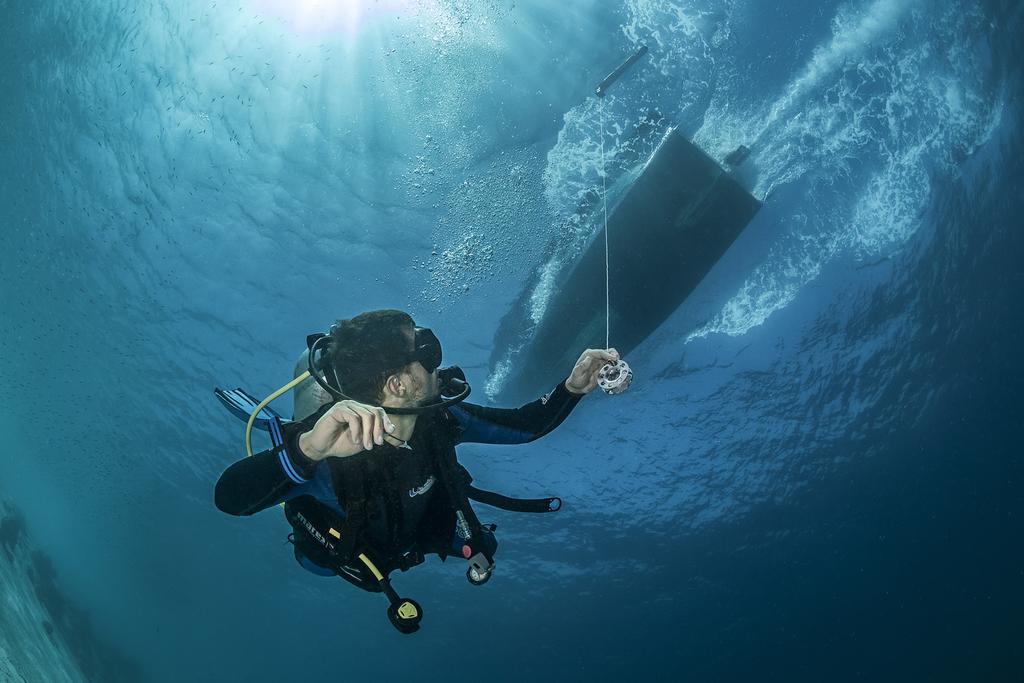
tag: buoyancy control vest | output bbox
[279,406,561,628]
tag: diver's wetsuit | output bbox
[214,381,584,577]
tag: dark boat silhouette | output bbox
[488,127,762,403]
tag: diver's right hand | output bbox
[297,400,397,460]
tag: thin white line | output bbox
[600,96,610,349]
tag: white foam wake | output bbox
[689,0,1002,341]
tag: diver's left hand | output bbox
[565,348,620,395]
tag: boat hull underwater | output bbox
[489,127,762,404]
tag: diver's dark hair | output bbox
[327,309,415,404]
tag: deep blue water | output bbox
[1,0,1021,681]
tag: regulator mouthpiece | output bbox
[598,359,633,395]
[438,366,468,398]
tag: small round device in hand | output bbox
[598,359,633,395]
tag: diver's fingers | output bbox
[362,407,377,451]
[319,403,359,448]
[325,402,393,451]
[351,405,375,450]
[573,351,594,370]
[322,402,352,433]
[370,407,385,446]
[589,348,618,363]
[575,350,602,375]
[370,410,382,446]
[339,404,362,445]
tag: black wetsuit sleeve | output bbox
[449,380,586,445]
[214,426,323,516]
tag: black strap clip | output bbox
[397,550,425,572]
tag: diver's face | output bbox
[399,323,440,405]
[404,361,439,406]
[380,324,440,408]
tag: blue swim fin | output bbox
[214,387,284,431]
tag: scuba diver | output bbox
[213,309,630,633]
